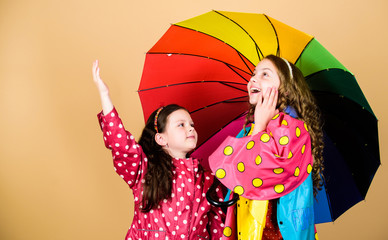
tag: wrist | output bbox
[99,88,110,96]
[252,124,266,135]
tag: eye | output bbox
[178,123,184,127]
[191,123,195,128]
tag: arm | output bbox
[92,60,113,115]
[93,60,146,188]
[98,108,147,188]
[209,113,313,200]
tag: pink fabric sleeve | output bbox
[98,108,147,189]
[209,113,313,200]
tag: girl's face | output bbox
[160,109,198,159]
[247,59,280,105]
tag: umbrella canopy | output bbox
[138,10,380,223]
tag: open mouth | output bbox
[250,87,260,93]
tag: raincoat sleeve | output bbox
[98,107,146,189]
[209,112,313,200]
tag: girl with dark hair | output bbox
[208,55,324,240]
[92,60,224,239]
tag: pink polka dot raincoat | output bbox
[98,108,225,240]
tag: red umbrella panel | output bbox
[138,37,252,146]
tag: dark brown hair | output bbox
[138,104,187,212]
[244,54,324,195]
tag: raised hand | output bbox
[92,60,113,114]
[251,87,279,135]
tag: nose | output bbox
[250,76,257,83]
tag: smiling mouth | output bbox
[250,88,260,93]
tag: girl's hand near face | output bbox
[92,60,113,115]
[251,87,279,135]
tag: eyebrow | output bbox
[254,67,273,74]
[172,119,190,124]
[261,67,273,72]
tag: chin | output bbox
[248,97,256,105]
[189,144,197,150]
[249,100,257,105]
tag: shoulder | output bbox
[268,112,308,131]
[267,112,310,142]
[270,112,303,125]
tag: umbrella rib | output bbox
[263,14,280,57]
[224,61,251,83]
[170,24,257,69]
[190,96,247,114]
[236,51,254,76]
[138,80,247,92]
[219,81,249,93]
[304,68,352,79]
[214,10,264,61]
[147,51,253,77]
[294,37,315,64]
[322,180,335,222]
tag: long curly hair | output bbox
[244,54,324,195]
[138,104,187,212]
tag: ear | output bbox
[155,133,167,147]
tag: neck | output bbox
[164,148,188,159]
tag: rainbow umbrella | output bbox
[138,10,380,223]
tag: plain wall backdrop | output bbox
[0,0,387,239]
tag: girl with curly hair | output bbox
[209,54,324,240]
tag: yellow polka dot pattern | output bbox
[212,113,313,202]
[234,185,244,195]
[246,141,255,150]
[223,226,232,237]
[255,155,262,165]
[237,162,245,172]
[307,164,312,174]
[252,178,263,187]
[294,167,300,177]
[296,127,301,137]
[273,168,284,174]
[272,114,279,120]
[224,146,233,156]
[274,184,285,193]
[216,169,226,179]
[260,133,270,143]
[279,136,289,145]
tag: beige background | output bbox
[0,0,387,239]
